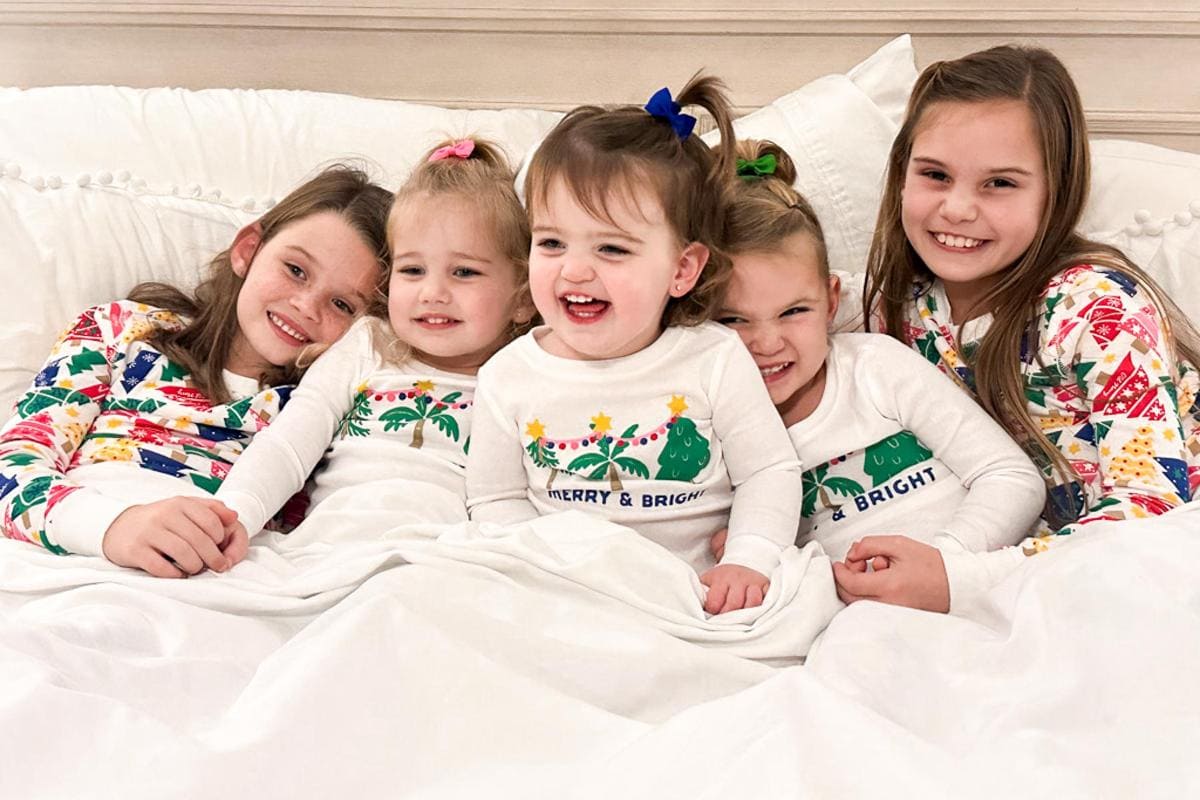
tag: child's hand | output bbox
[832,535,950,613]
[708,527,728,561]
[699,563,770,615]
[102,497,243,578]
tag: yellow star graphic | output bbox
[415,379,435,393]
[1164,429,1176,441]
[525,419,546,440]
[591,412,612,435]
[667,395,688,416]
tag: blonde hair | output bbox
[524,73,738,326]
[129,164,391,404]
[374,137,533,366]
[863,44,1200,522]
[726,139,829,279]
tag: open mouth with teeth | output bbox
[758,361,793,383]
[560,293,610,322]
[931,232,987,251]
[267,311,311,346]
[414,314,462,330]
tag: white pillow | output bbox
[1082,140,1200,237]
[706,35,918,277]
[1090,204,1200,324]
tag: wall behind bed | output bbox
[0,1,1197,153]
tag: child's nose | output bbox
[750,325,784,355]
[560,254,595,282]
[290,289,322,321]
[419,276,452,303]
[939,186,978,224]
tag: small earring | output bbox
[674,283,683,293]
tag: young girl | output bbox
[844,45,1200,612]
[209,139,534,538]
[0,165,391,578]
[712,139,1045,613]
[465,77,803,616]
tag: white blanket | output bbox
[0,500,1196,799]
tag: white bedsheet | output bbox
[0,500,1196,799]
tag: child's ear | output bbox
[229,222,265,278]
[826,273,841,322]
[669,242,710,298]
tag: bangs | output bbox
[526,131,670,232]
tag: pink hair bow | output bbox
[427,139,476,162]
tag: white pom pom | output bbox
[188,183,202,198]
[132,178,147,191]
[76,173,91,187]
[264,197,277,209]
[47,175,62,189]
[1175,211,1193,227]
[116,170,131,183]
[1124,224,1141,237]
[97,171,113,185]
[1143,222,1163,236]
[242,197,257,211]
[1133,209,1152,224]
[209,188,222,200]
[31,176,45,190]
[4,163,20,179]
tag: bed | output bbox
[2,25,1199,800]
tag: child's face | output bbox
[387,194,527,374]
[901,99,1047,309]
[229,211,380,377]
[718,234,838,427]
[529,179,705,361]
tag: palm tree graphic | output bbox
[566,412,649,491]
[379,380,462,449]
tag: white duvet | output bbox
[0,495,1196,799]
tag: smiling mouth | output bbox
[268,312,310,345]
[759,362,793,382]
[414,315,462,329]
[561,293,610,321]
[931,232,987,250]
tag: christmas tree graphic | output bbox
[379,380,462,449]
[654,395,711,480]
[1108,424,1159,488]
[863,431,934,487]
[800,461,864,518]
[566,413,650,491]
[524,419,562,489]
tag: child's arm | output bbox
[1053,269,1194,530]
[0,303,135,556]
[215,322,371,536]
[465,363,540,524]
[708,333,804,577]
[875,336,1047,553]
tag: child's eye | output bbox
[396,265,424,276]
[986,177,1017,189]
[781,306,811,317]
[599,244,630,256]
[715,315,745,325]
[453,267,482,278]
[286,263,306,279]
[921,170,949,183]
[333,298,355,315]
[536,238,564,251]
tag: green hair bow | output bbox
[735,153,777,180]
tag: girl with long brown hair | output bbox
[840,45,1200,612]
[0,165,390,578]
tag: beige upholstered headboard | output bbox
[0,1,1197,153]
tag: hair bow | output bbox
[643,87,696,142]
[735,154,777,180]
[427,139,476,162]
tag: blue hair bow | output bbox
[644,87,696,141]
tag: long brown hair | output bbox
[726,138,829,277]
[129,164,391,404]
[864,45,1200,510]
[524,73,738,326]
[375,138,533,366]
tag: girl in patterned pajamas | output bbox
[0,166,391,577]
[466,77,803,615]
[711,139,1046,614]
[208,139,535,537]
[839,45,1200,612]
